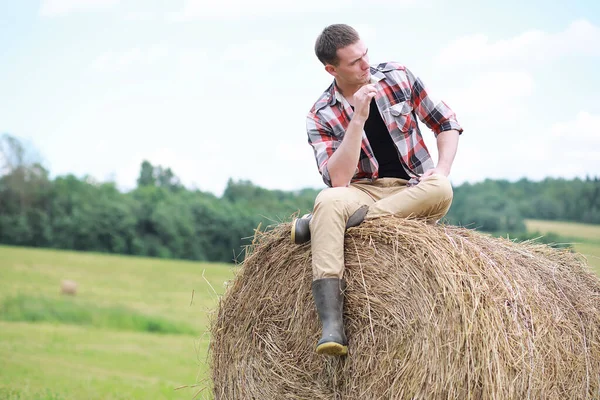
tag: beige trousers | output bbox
[310,174,453,279]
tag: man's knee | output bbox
[422,174,453,201]
[314,187,353,209]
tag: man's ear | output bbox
[324,64,337,78]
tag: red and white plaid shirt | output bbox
[306,62,463,187]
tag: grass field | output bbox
[1,219,599,399]
[0,246,235,400]
[525,219,600,273]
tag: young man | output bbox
[292,24,463,356]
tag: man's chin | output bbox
[355,74,371,86]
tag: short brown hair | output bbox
[314,24,360,66]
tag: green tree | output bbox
[136,160,183,192]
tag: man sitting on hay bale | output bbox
[291,24,463,357]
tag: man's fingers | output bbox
[358,84,376,94]
[359,88,377,101]
[353,85,378,119]
[421,169,434,179]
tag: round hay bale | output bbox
[210,217,600,399]
[60,280,78,295]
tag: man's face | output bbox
[327,40,370,86]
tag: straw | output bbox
[210,216,600,399]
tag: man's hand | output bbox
[421,130,459,181]
[421,166,450,180]
[352,84,377,122]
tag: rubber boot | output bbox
[291,213,312,244]
[291,205,369,245]
[312,278,348,356]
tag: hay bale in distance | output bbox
[210,217,600,399]
[60,280,78,295]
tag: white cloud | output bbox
[353,23,377,43]
[169,0,416,20]
[39,0,121,16]
[90,48,142,72]
[221,39,289,66]
[89,38,283,76]
[439,19,600,67]
[547,112,600,177]
[486,111,600,181]
[90,44,169,73]
[551,111,600,142]
[123,10,159,21]
[450,70,534,120]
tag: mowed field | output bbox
[0,246,235,400]
[525,219,600,273]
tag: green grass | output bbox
[525,219,600,273]
[0,321,211,400]
[0,294,197,335]
[0,245,236,400]
[525,219,600,242]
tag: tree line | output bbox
[0,134,598,263]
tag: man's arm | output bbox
[324,117,364,187]
[308,85,377,187]
[404,67,463,178]
[326,85,377,187]
[421,129,459,179]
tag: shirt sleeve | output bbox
[306,112,340,187]
[405,67,464,136]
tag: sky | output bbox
[1,0,599,196]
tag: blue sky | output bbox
[1,0,599,195]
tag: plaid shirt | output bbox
[306,62,463,187]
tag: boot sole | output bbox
[316,342,348,356]
[290,218,298,244]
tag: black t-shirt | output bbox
[363,99,410,180]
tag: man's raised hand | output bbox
[352,84,377,123]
